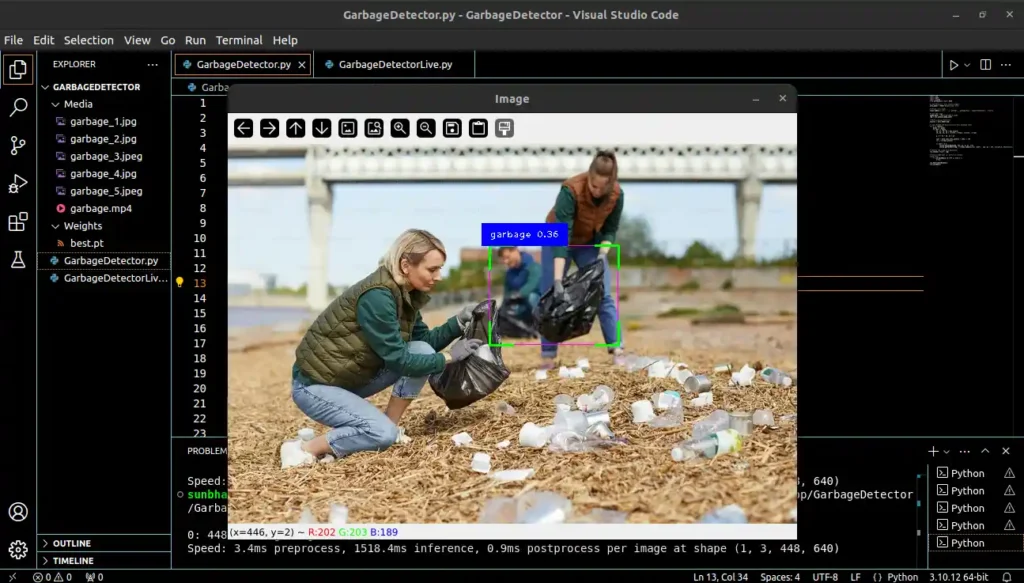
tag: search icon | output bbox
[9,98,28,118]
[390,119,410,138]
[417,119,436,137]
[8,502,28,522]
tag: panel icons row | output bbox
[233,118,514,139]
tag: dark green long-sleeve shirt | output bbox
[551,185,625,259]
[354,288,462,378]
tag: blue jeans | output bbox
[290,340,436,458]
[539,246,620,358]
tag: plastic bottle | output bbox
[700,504,748,523]
[760,368,791,385]
[691,409,730,440]
[671,429,742,462]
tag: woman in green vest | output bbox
[282,229,482,468]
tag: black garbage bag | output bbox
[494,296,539,339]
[537,258,605,343]
[429,300,511,410]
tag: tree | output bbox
[616,215,663,258]
[681,241,726,266]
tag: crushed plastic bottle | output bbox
[548,430,590,453]
[489,468,535,482]
[297,508,317,524]
[577,385,615,412]
[753,409,775,426]
[553,410,589,433]
[730,364,756,387]
[654,390,682,410]
[624,354,655,372]
[576,358,590,370]
[559,366,585,379]
[452,432,473,446]
[647,359,676,378]
[576,393,598,412]
[475,344,497,363]
[650,404,684,428]
[700,504,747,524]
[689,392,713,408]
[571,508,629,523]
[479,497,518,523]
[692,409,731,440]
[671,428,743,462]
[591,385,615,408]
[297,428,316,442]
[496,401,516,415]
[517,491,573,524]
[553,394,573,412]
[328,503,349,525]
[395,426,412,444]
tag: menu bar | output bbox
[1,2,1023,30]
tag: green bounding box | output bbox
[594,244,623,348]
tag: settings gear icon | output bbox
[9,539,28,560]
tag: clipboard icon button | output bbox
[468,119,488,138]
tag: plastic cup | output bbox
[554,410,588,433]
[471,452,492,473]
[631,400,656,423]
[519,422,549,447]
[729,411,754,436]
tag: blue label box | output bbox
[481,223,569,247]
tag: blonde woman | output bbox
[281,229,481,468]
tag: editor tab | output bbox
[173,53,312,77]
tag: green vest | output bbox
[294,266,430,388]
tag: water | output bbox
[228,306,314,330]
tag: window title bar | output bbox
[227,84,797,114]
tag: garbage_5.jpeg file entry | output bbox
[224,108,798,536]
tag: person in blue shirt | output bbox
[498,246,541,318]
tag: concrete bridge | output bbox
[227,144,798,310]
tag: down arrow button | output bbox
[312,118,332,137]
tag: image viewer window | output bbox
[225,84,798,538]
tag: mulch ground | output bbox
[227,310,797,524]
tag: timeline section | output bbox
[35,52,171,545]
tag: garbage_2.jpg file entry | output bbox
[223,83,798,537]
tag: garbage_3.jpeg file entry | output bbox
[225,87,798,538]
